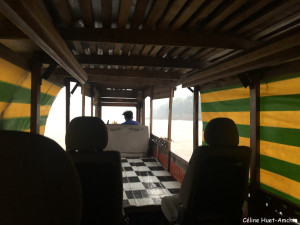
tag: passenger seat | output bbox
[66,117,123,225]
[161,118,251,225]
[0,130,82,225]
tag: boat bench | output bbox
[104,125,150,157]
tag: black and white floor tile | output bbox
[122,157,181,207]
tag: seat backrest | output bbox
[66,117,123,225]
[66,116,108,152]
[0,130,82,225]
[179,118,251,224]
[68,151,123,225]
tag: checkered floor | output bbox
[122,157,181,207]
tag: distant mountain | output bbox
[152,95,202,121]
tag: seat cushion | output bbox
[161,194,180,223]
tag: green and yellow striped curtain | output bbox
[0,58,61,134]
[260,74,300,206]
[201,84,250,147]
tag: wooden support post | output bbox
[30,64,41,134]
[99,104,102,119]
[65,79,70,130]
[150,88,153,134]
[167,87,174,172]
[248,78,261,218]
[136,106,140,122]
[82,84,85,116]
[250,80,260,191]
[142,99,145,125]
[91,88,94,117]
[95,101,101,119]
[193,86,199,150]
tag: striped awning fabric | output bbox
[0,59,61,134]
[259,74,300,206]
[200,75,299,207]
[201,84,250,147]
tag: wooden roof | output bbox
[1,0,300,101]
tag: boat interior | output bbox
[0,0,299,224]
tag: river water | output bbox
[150,119,203,162]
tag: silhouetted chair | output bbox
[66,117,123,225]
[161,118,251,225]
[0,130,82,225]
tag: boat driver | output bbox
[122,111,140,125]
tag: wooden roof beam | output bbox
[1,28,257,50]
[0,0,87,84]
[53,68,181,80]
[98,89,138,98]
[59,28,255,50]
[89,76,173,86]
[182,31,300,87]
[101,103,137,107]
[95,83,148,89]
[99,98,138,103]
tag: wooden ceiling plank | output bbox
[101,0,112,28]
[205,49,234,62]
[140,45,153,56]
[117,0,133,28]
[170,0,206,31]
[169,47,186,58]
[201,0,247,31]
[179,48,200,59]
[0,0,87,83]
[130,0,150,29]
[248,5,300,40]
[132,44,144,56]
[102,42,110,55]
[182,32,300,86]
[157,0,187,29]
[43,0,72,27]
[89,42,97,55]
[69,54,205,69]
[186,0,223,29]
[192,48,214,60]
[155,46,172,57]
[149,45,162,56]
[262,19,300,42]
[78,0,94,28]
[144,0,169,30]
[236,1,298,36]
[186,46,300,87]
[122,43,131,55]
[219,0,272,32]
[54,67,181,80]
[73,41,85,55]
[211,49,241,64]
[113,43,122,55]
[58,28,256,49]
